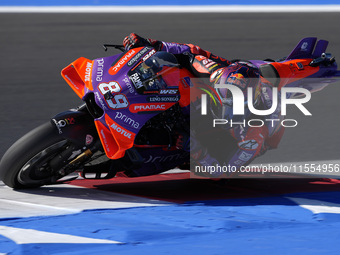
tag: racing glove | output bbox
[123,33,162,51]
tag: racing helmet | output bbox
[214,61,261,121]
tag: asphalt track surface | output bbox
[2,12,340,255]
[1,13,340,164]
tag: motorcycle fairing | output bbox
[286,37,329,60]
[61,57,94,98]
[270,59,320,89]
[252,37,339,94]
[94,114,136,159]
[62,47,191,160]
[286,37,318,60]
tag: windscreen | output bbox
[128,51,179,94]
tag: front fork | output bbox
[50,105,142,180]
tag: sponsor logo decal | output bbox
[109,50,137,75]
[110,123,132,139]
[142,49,156,61]
[301,42,308,51]
[95,58,104,82]
[129,103,173,113]
[129,73,143,89]
[51,118,75,134]
[159,89,178,95]
[64,75,80,90]
[127,47,150,67]
[114,112,140,129]
[238,140,258,150]
[123,77,135,94]
[84,62,92,82]
[95,92,108,110]
[52,118,62,134]
[147,96,179,102]
[85,134,94,145]
[239,151,253,161]
[144,152,189,164]
[100,129,110,152]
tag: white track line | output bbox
[0,225,121,244]
[0,183,170,219]
[1,5,340,13]
[287,197,340,214]
[0,198,81,214]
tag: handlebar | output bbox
[103,44,125,52]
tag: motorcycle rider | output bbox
[123,33,285,177]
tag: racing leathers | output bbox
[123,33,285,176]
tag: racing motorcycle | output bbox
[0,37,339,188]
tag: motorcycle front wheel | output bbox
[0,122,88,189]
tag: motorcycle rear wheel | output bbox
[0,122,81,189]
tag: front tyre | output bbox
[0,122,80,188]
